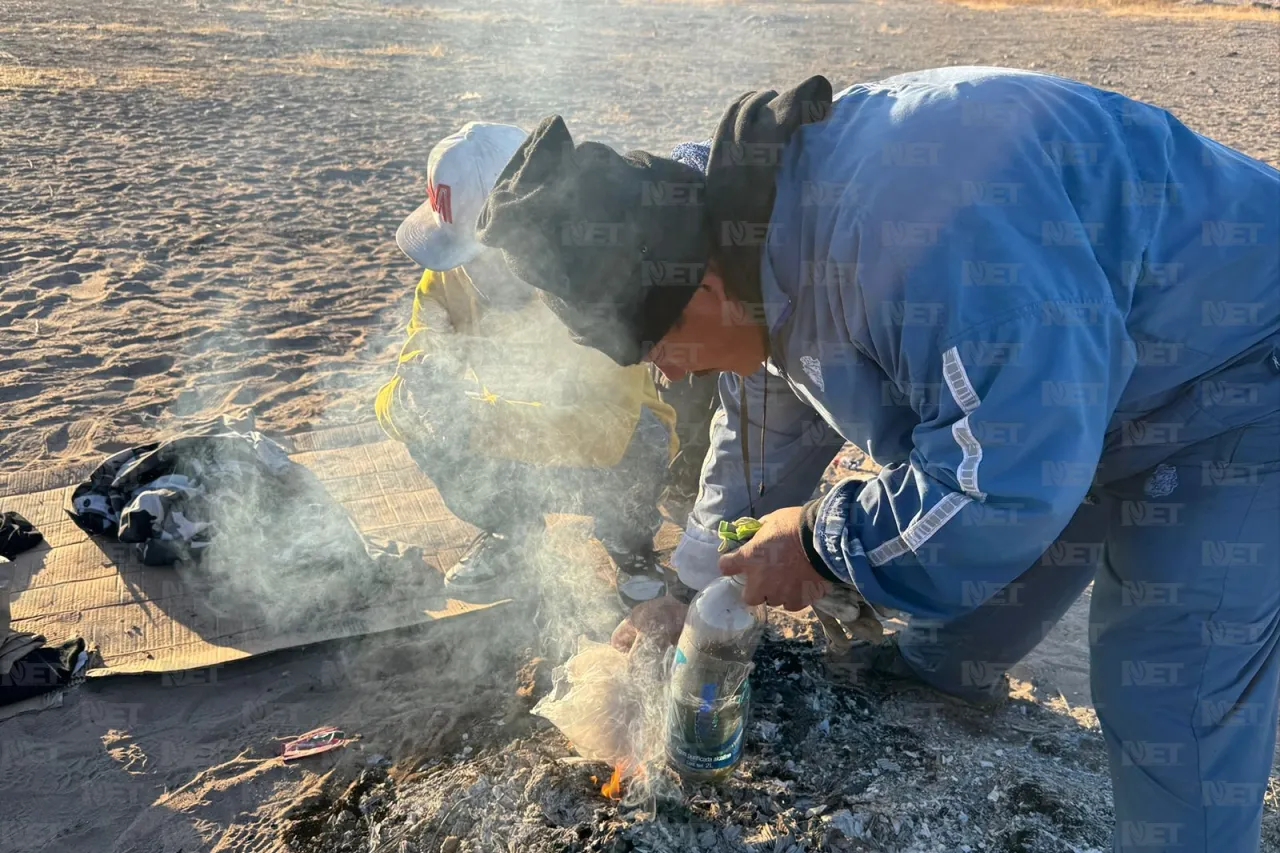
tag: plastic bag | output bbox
[533,634,673,764]
[532,637,641,765]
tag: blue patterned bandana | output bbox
[669,140,712,175]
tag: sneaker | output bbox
[444,530,535,605]
[606,546,669,612]
[826,633,1009,710]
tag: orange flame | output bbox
[601,765,624,800]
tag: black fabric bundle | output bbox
[0,637,86,707]
[0,511,43,560]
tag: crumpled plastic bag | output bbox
[532,636,668,767]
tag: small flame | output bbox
[601,765,624,800]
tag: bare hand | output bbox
[610,595,689,653]
[718,506,831,611]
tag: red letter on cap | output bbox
[428,183,453,224]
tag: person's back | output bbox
[769,66,1279,471]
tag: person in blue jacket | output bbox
[474,68,1280,853]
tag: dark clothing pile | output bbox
[0,636,87,709]
[0,511,43,560]
[66,428,291,566]
[1,543,88,712]
[63,417,434,629]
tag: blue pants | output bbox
[743,417,1280,852]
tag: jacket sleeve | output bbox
[810,253,1133,621]
[672,365,842,590]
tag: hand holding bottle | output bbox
[717,506,832,612]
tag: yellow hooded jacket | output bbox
[376,267,678,469]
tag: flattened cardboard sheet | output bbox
[0,423,500,675]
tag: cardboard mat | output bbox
[0,422,504,676]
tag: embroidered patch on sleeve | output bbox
[800,355,825,392]
[1143,463,1178,498]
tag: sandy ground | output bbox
[1,0,1278,851]
[1,0,1278,478]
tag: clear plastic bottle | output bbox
[665,574,767,782]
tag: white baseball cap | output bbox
[396,121,529,271]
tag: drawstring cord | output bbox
[739,374,754,517]
[760,378,768,499]
[738,370,768,517]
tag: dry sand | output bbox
[1,0,1278,851]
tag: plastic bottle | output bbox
[665,519,767,782]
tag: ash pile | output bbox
[280,447,1128,853]
[283,617,1120,853]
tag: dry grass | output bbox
[946,0,1280,21]
[0,52,413,94]
[104,66,224,95]
[91,22,165,34]
[1,63,234,96]
[271,50,386,71]
[0,65,99,90]
[263,45,447,71]
[0,50,423,94]
[388,7,529,23]
[357,43,446,57]
[0,21,246,36]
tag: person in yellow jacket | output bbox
[377,122,680,609]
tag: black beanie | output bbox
[474,117,711,366]
[475,76,833,366]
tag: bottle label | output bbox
[668,679,750,774]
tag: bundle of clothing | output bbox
[0,508,86,716]
[64,416,435,626]
[66,426,290,566]
[0,578,88,716]
[0,511,43,560]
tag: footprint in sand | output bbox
[121,354,176,377]
[30,270,82,289]
[45,423,70,454]
[109,279,159,298]
[264,333,328,352]
[46,349,104,369]
[0,382,43,404]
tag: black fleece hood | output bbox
[704,75,833,310]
